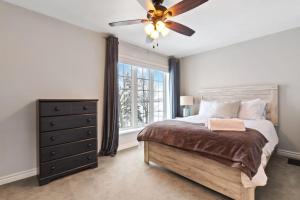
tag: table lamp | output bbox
[180,96,193,117]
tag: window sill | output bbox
[119,127,144,135]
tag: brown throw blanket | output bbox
[137,120,268,178]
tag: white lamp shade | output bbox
[180,96,193,106]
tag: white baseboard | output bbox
[118,142,139,151]
[277,149,300,159]
[2,148,294,186]
[0,142,139,186]
[0,168,37,186]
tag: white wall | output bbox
[0,1,106,182]
[181,27,300,154]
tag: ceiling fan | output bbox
[109,0,208,44]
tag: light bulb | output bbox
[144,23,154,35]
[150,30,159,39]
[161,27,169,37]
[156,21,165,33]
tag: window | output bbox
[118,64,132,129]
[118,63,168,131]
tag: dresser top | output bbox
[38,99,98,102]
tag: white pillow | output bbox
[198,100,217,118]
[199,100,240,118]
[238,99,267,120]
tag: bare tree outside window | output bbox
[137,67,150,126]
[118,64,132,128]
[118,63,166,130]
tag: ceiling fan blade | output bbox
[137,0,155,11]
[167,0,208,17]
[109,19,148,27]
[165,21,195,36]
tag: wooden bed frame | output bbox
[143,84,278,200]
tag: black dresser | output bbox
[37,99,98,185]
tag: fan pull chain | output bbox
[152,42,159,49]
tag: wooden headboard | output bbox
[196,84,279,126]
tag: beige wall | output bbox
[181,27,300,153]
[0,2,106,179]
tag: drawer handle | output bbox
[87,143,92,148]
[86,118,91,123]
[87,130,92,136]
[54,106,60,111]
[50,122,55,126]
[83,106,88,110]
[50,136,56,141]
[86,155,92,161]
[50,151,56,156]
[50,166,56,171]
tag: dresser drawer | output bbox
[40,102,72,117]
[40,114,96,132]
[71,101,97,115]
[40,127,96,147]
[40,139,97,162]
[40,151,97,178]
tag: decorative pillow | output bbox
[199,100,240,118]
[238,99,267,120]
[213,101,241,118]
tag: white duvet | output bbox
[175,115,278,188]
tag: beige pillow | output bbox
[199,100,240,118]
[213,101,241,118]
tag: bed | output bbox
[139,84,278,200]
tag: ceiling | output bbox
[4,0,300,57]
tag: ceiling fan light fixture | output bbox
[150,29,159,39]
[160,27,169,37]
[144,23,155,35]
[156,21,166,32]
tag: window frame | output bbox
[118,63,168,132]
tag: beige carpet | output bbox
[0,147,299,200]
